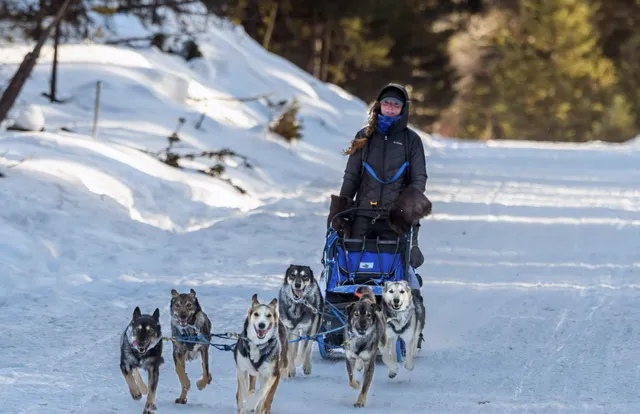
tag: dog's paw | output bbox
[130,390,142,400]
[388,361,399,378]
[349,379,361,390]
[404,360,415,371]
[142,402,157,414]
[196,375,211,390]
[353,401,366,408]
[303,363,312,376]
[175,396,188,404]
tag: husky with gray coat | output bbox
[278,264,324,377]
[380,280,426,378]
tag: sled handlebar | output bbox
[328,207,388,229]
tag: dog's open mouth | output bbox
[132,340,147,353]
[391,303,402,311]
[179,318,189,327]
[293,288,304,299]
[254,323,273,339]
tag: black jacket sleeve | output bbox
[408,131,428,192]
[339,129,366,199]
[339,147,362,199]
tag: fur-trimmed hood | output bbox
[363,83,411,139]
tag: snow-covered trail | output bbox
[2,138,638,414]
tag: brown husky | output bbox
[344,286,387,408]
[169,288,212,404]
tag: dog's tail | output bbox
[354,286,375,302]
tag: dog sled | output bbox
[317,207,418,361]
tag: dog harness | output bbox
[237,336,278,372]
[384,303,415,335]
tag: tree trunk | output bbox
[32,0,48,40]
[262,2,278,51]
[243,0,261,40]
[320,19,332,81]
[308,22,323,78]
[0,0,74,124]
[49,17,61,103]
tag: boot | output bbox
[409,221,424,268]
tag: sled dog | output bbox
[119,307,164,414]
[234,294,288,414]
[380,280,426,378]
[278,264,324,377]
[344,286,386,408]
[169,288,213,404]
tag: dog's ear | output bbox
[152,308,160,321]
[346,302,355,316]
[269,298,279,319]
[372,302,381,313]
[189,288,196,297]
[252,294,259,306]
[133,306,141,320]
[399,280,410,291]
[171,289,179,297]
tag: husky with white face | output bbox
[234,294,288,414]
[380,280,426,378]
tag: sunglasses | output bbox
[380,98,403,108]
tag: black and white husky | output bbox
[119,307,164,414]
[380,280,426,378]
[278,264,324,377]
[234,294,288,414]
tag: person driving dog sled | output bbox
[327,83,431,289]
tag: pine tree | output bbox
[593,0,640,131]
[454,0,635,142]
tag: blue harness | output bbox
[362,161,408,184]
[361,130,410,186]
